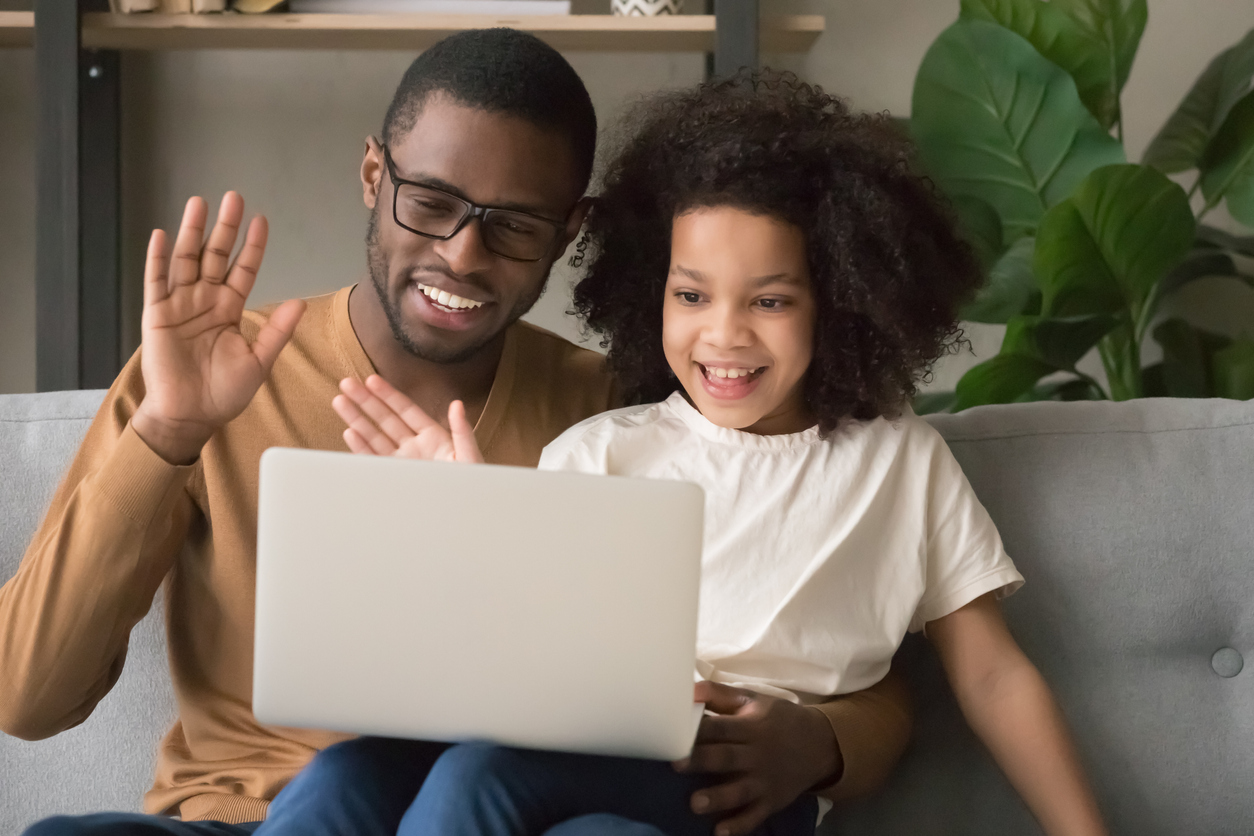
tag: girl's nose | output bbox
[702,304,753,349]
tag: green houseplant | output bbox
[907,0,1254,412]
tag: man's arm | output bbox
[0,358,197,739]
[0,192,303,740]
[810,666,912,802]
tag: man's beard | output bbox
[364,208,545,365]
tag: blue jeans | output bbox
[21,816,261,835]
[398,742,818,836]
[266,737,817,836]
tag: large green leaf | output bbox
[962,236,1039,323]
[952,313,1114,408]
[1152,317,1232,398]
[1213,339,1254,399]
[950,194,1005,267]
[1143,27,1254,173]
[1200,89,1254,226]
[1051,0,1147,106]
[954,354,1058,409]
[1196,223,1254,256]
[960,0,1119,128]
[1036,164,1195,318]
[911,20,1126,242]
[1156,248,1245,299]
[1002,313,1118,368]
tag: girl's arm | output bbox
[927,593,1107,836]
[332,374,484,463]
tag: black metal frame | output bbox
[32,0,758,391]
[34,0,121,392]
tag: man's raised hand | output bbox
[132,193,306,465]
[332,375,485,464]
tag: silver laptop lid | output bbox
[254,448,704,760]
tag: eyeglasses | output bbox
[382,144,569,263]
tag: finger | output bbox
[200,192,244,285]
[712,800,773,836]
[363,375,444,437]
[144,229,170,307]
[676,743,754,774]
[250,299,306,375]
[695,681,757,716]
[333,394,397,456]
[343,427,375,456]
[694,714,753,745]
[224,215,268,301]
[170,196,208,287]
[448,401,484,464]
[692,776,762,817]
[340,377,426,447]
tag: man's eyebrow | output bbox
[398,171,559,218]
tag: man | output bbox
[1,29,910,836]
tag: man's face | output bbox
[362,94,587,363]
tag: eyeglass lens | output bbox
[395,183,560,262]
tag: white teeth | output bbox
[707,366,756,380]
[418,284,484,310]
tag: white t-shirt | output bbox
[538,391,1023,704]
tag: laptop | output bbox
[253,448,705,761]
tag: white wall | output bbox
[2,0,1253,394]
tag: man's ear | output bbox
[362,137,384,211]
[559,196,594,251]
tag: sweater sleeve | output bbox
[0,351,198,740]
[810,666,913,803]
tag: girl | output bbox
[294,72,1108,836]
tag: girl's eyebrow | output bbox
[669,265,804,288]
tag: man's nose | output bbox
[432,218,495,277]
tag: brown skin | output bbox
[132,95,587,464]
[133,94,842,834]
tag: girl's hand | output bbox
[673,681,840,836]
[331,375,484,464]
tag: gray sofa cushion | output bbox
[825,398,1254,835]
[2,392,1251,834]
[0,390,176,832]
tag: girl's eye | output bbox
[676,292,701,304]
[757,298,785,310]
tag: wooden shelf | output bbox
[77,12,822,52]
[0,11,33,48]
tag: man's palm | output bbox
[136,193,305,462]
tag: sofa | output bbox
[1,389,1251,835]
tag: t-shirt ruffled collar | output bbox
[661,390,823,452]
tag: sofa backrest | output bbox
[2,391,1252,834]
[0,390,176,833]
[827,398,1254,835]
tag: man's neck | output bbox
[347,284,505,428]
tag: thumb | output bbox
[694,680,756,715]
[448,400,485,464]
[251,299,306,374]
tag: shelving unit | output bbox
[0,11,33,47]
[79,12,823,52]
[22,0,825,391]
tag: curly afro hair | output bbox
[571,70,982,433]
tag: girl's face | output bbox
[663,207,816,435]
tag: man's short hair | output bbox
[383,28,598,194]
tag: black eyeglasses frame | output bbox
[381,143,569,264]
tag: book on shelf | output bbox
[110,0,228,11]
[289,0,572,13]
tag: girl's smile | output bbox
[663,208,817,435]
